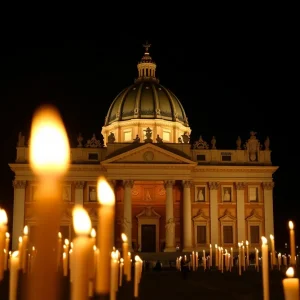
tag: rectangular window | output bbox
[124,131,132,141]
[249,187,258,202]
[197,154,206,161]
[222,155,232,162]
[250,226,260,244]
[162,131,170,141]
[223,225,233,244]
[197,225,207,244]
[88,153,98,160]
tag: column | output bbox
[262,182,275,239]
[164,180,175,252]
[12,180,26,250]
[123,180,134,251]
[182,180,193,251]
[74,181,84,205]
[209,182,219,248]
[235,182,246,242]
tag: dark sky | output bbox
[0,23,297,248]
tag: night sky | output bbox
[0,29,297,249]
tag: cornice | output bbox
[193,165,278,174]
[101,163,196,170]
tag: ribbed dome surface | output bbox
[104,81,189,126]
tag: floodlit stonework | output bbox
[9,44,278,252]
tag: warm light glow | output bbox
[135,255,141,262]
[286,267,294,278]
[246,240,249,246]
[29,105,70,176]
[121,233,128,242]
[93,245,97,251]
[120,258,124,263]
[238,242,241,247]
[5,232,10,238]
[58,232,62,239]
[12,251,19,258]
[289,221,294,230]
[0,209,8,224]
[111,251,117,259]
[270,234,274,240]
[97,177,115,206]
[19,237,22,243]
[64,239,69,245]
[23,225,28,235]
[261,236,267,245]
[91,228,96,238]
[72,206,92,235]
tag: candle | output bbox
[71,206,92,300]
[4,232,10,270]
[245,240,249,267]
[134,255,142,298]
[9,251,20,300]
[22,225,28,272]
[96,177,116,295]
[119,258,124,287]
[0,209,8,281]
[261,236,269,300]
[57,232,62,269]
[289,221,296,265]
[283,267,299,300]
[121,233,129,280]
[209,244,212,268]
[255,248,259,271]
[215,244,218,268]
[110,251,118,300]
[28,105,70,300]
[238,243,242,276]
[270,234,276,267]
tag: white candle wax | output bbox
[261,236,269,300]
[283,267,299,300]
[9,251,19,300]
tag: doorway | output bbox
[141,224,156,252]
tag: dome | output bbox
[104,81,189,126]
[102,43,191,145]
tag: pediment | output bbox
[219,209,236,221]
[245,209,263,221]
[136,206,161,219]
[102,143,195,165]
[193,209,209,222]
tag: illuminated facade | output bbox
[10,44,278,252]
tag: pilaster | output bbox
[12,180,27,250]
[235,182,246,242]
[74,181,85,205]
[262,182,275,240]
[209,182,219,248]
[123,180,134,251]
[164,180,175,252]
[182,180,193,251]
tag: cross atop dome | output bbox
[143,41,151,54]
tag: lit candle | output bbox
[96,177,116,296]
[71,206,92,300]
[261,236,269,300]
[288,221,296,265]
[121,233,129,280]
[110,251,118,300]
[4,232,10,270]
[238,243,242,276]
[21,225,28,273]
[57,232,62,270]
[215,244,218,268]
[134,255,142,299]
[283,267,299,300]
[0,209,8,281]
[255,248,259,271]
[270,234,276,267]
[245,240,249,268]
[119,258,124,287]
[209,244,212,268]
[28,105,70,300]
[9,251,19,300]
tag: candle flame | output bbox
[0,209,8,224]
[90,228,96,238]
[261,236,267,245]
[270,234,274,240]
[19,236,22,243]
[120,258,124,263]
[64,239,69,245]
[23,225,28,235]
[246,240,249,246]
[289,221,294,230]
[72,206,92,235]
[97,177,115,206]
[29,105,70,176]
[121,233,128,242]
[12,251,19,258]
[135,255,141,262]
[5,232,10,238]
[286,267,294,278]
[58,232,62,238]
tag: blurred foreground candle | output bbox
[4,232,10,270]
[71,206,92,300]
[134,255,142,299]
[283,267,299,300]
[28,105,70,300]
[0,208,8,280]
[270,234,276,267]
[21,225,28,272]
[10,251,19,300]
[238,243,242,276]
[289,221,296,265]
[261,236,269,300]
[96,178,116,296]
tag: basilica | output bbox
[10,44,278,253]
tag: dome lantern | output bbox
[135,42,158,83]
